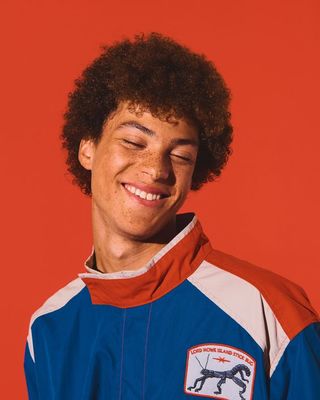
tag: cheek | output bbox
[91,148,134,196]
[174,166,195,192]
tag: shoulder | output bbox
[188,248,319,374]
[190,247,319,339]
[27,277,86,362]
[29,277,86,328]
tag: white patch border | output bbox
[184,343,257,400]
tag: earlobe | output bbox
[78,139,95,170]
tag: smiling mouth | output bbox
[122,183,168,202]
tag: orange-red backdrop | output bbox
[1,0,319,397]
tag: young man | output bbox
[24,33,320,399]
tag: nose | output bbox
[140,152,171,181]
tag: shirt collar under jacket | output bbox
[78,213,213,308]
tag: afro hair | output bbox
[61,32,233,195]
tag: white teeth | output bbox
[124,184,164,201]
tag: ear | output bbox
[78,138,96,170]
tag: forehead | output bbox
[104,101,199,141]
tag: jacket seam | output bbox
[119,309,127,400]
[142,303,153,400]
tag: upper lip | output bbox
[122,182,170,197]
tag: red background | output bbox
[1,1,319,397]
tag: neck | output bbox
[91,203,177,273]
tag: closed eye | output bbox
[122,139,145,149]
[171,153,193,163]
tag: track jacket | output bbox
[24,213,320,399]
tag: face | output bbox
[78,101,199,241]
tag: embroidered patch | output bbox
[184,343,256,399]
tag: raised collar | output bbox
[79,213,212,308]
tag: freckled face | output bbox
[79,102,199,240]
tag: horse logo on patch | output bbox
[184,343,256,399]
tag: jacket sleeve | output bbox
[24,340,39,400]
[270,322,320,399]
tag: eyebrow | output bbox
[118,121,156,136]
[116,120,199,147]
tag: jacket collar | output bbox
[79,213,212,308]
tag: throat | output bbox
[93,238,168,273]
[90,200,179,273]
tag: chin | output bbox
[121,221,159,240]
[120,214,174,242]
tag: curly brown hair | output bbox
[61,32,233,195]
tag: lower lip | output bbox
[122,184,167,208]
